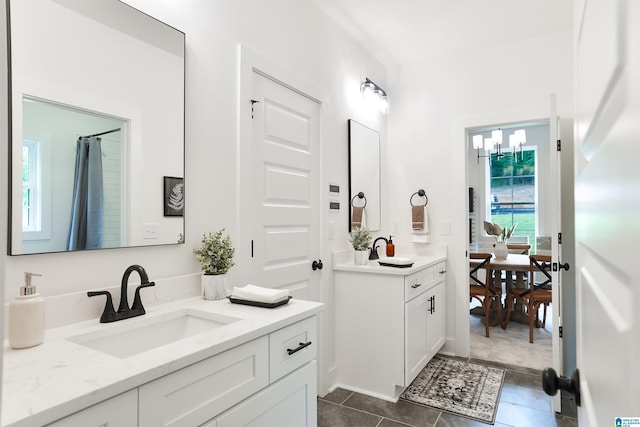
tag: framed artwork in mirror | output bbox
[164,177,184,217]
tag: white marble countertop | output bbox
[333,253,446,276]
[1,297,323,427]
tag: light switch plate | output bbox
[441,220,451,236]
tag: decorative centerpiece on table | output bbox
[350,227,372,265]
[194,228,235,300]
[483,221,517,259]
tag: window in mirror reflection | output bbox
[22,141,41,233]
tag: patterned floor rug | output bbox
[400,356,505,424]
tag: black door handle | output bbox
[542,368,580,407]
[312,259,323,270]
[552,262,571,271]
[558,262,570,271]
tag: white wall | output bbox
[386,30,574,357]
[2,0,387,397]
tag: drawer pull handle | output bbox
[439,270,446,274]
[411,283,422,289]
[287,341,312,355]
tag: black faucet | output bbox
[88,264,156,323]
[369,237,389,260]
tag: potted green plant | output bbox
[483,221,517,259]
[194,228,235,299]
[350,227,372,265]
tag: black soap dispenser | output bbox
[386,236,395,257]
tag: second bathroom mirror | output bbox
[348,120,381,232]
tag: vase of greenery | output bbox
[483,221,517,259]
[350,227,372,265]
[194,228,235,300]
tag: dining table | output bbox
[470,253,531,326]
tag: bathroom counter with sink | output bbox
[1,296,323,427]
[333,253,446,275]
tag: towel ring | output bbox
[410,189,428,206]
[351,192,367,208]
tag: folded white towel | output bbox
[232,284,289,304]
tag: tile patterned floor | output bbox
[319,303,576,426]
[318,358,578,427]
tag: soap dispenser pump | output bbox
[386,236,395,257]
[8,272,45,349]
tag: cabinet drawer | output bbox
[139,336,269,427]
[269,316,317,383]
[46,389,137,427]
[405,266,435,301]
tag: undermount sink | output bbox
[67,309,240,358]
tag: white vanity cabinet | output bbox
[335,258,446,401]
[139,315,318,427]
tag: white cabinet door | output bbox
[426,281,445,356]
[46,390,137,427]
[216,361,317,427]
[138,337,269,427]
[405,293,429,384]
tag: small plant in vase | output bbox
[483,221,517,259]
[194,228,235,299]
[350,227,372,265]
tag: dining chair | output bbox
[470,253,504,337]
[504,254,552,343]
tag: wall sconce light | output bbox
[360,78,389,115]
[473,128,527,164]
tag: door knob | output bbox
[542,368,580,407]
[552,262,571,271]
[558,262,570,271]
[312,259,323,271]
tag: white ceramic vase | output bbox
[354,250,369,265]
[202,273,228,300]
[494,242,509,259]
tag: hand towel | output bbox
[411,206,430,244]
[351,206,365,229]
[232,284,289,303]
[412,205,424,230]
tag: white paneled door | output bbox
[244,71,320,300]
[573,0,640,425]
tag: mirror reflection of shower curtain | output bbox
[67,137,104,250]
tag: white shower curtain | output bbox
[67,136,104,250]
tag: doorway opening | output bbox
[467,120,552,370]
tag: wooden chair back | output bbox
[470,253,504,337]
[529,254,552,289]
[470,252,492,289]
[504,254,552,343]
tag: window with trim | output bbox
[22,140,41,233]
[489,148,536,248]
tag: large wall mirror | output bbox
[348,120,381,232]
[7,0,185,255]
